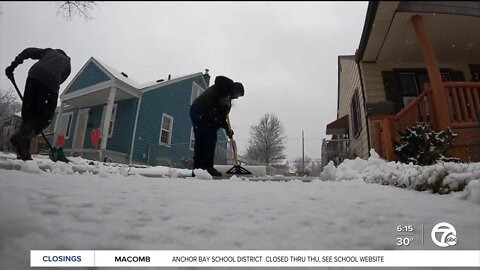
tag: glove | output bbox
[226,128,234,138]
[5,65,15,79]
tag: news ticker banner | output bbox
[31,250,480,267]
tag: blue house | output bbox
[50,57,228,167]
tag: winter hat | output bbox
[215,75,234,85]
[233,82,244,96]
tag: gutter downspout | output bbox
[129,94,143,164]
[357,61,371,156]
[354,1,378,156]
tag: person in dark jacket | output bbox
[5,47,71,160]
[190,75,244,177]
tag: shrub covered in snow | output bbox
[394,122,459,166]
[320,149,480,204]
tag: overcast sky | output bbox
[0,1,368,164]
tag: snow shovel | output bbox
[225,115,252,175]
[8,76,70,163]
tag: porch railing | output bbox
[393,82,480,132]
[372,81,480,161]
[445,82,480,128]
[394,87,434,132]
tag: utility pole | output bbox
[302,130,305,174]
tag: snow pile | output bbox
[20,160,42,174]
[2,151,479,205]
[97,164,110,178]
[320,149,480,205]
[466,180,480,204]
[193,169,213,180]
[319,161,336,180]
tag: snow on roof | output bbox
[93,58,142,89]
[93,57,201,91]
[140,73,203,92]
[137,80,166,89]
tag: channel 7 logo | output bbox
[431,222,457,247]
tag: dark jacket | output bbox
[191,76,235,129]
[11,47,71,93]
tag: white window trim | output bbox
[60,112,74,139]
[159,113,173,146]
[72,108,90,149]
[189,127,195,150]
[191,82,205,104]
[100,103,118,138]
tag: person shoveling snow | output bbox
[5,47,71,162]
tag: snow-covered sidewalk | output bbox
[0,152,479,269]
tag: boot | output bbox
[10,134,32,161]
[207,167,222,177]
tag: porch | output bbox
[359,2,480,162]
[371,81,480,162]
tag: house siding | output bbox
[64,62,110,94]
[132,76,221,167]
[106,99,138,154]
[338,57,369,159]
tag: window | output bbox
[58,112,73,139]
[190,127,195,150]
[159,113,173,145]
[100,104,117,138]
[350,91,361,138]
[399,73,419,107]
[398,70,452,108]
[191,82,205,104]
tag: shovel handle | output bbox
[9,76,24,101]
[8,76,55,151]
[226,114,239,165]
[226,114,234,138]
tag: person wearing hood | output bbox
[5,47,71,160]
[190,75,244,177]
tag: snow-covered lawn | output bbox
[0,151,479,269]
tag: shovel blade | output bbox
[226,165,252,175]
[49,147,70,163]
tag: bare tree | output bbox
[0,89,21,119]
[245,113,286,166]
[55,1,97,21]
[0,2,97,20]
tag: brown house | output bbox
[325,1,480,163]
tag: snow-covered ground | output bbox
[0,151,479,269]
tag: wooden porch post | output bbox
[383,116,395,161]
[411,15,451,130]
[374,121,383,157]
